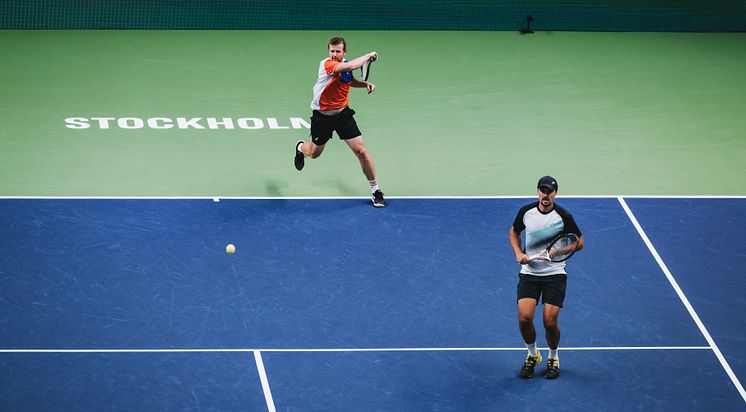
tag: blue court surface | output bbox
[0,197,744,411]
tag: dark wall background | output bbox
[2,0,745,31]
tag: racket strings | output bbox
[547,236,578,261]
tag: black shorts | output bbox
[516,273,567,308]
[310,107,362,146]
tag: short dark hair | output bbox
[328,37,346,51]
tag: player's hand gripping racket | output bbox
[530,233,580,262]
[360,52,377,81]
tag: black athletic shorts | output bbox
[310,107,361,146]
[516,273,567,308]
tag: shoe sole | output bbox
[371,198,386,208]
[544,371,560,379]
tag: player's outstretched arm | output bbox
[334,52,378,73]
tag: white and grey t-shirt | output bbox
[512,202,582,276]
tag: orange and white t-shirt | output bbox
[310,58,350,111]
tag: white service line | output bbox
[618,196,746,403]
[0,346,711,353]
[254,350,276,412]
[1,195,746,200]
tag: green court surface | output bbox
[1,30,745,197]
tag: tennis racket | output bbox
[529,233,579,263]
[360,53,377,81]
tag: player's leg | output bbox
[337,107,385,207]
[344,136,376,181]
[336,108,375,179]
[518,297,542,378]
[517,297,538,346]
[517,273,544,378]
[540,274,567,379]
[299,140,325,159]
[295,113,332,171]
[542,304,561,379]
[543,304,561,349]
[344,136,385,207]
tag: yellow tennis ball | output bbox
[226,244,236,254]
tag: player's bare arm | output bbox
[574,235,585,252]
[351,78,375,93]
[509,227,530,264]
[333,52,378,73]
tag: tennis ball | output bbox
[226,244,236,254]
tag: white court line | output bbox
[253,350,276,412]
[618,196,746,403]
[0,346,711,353]
[259,346,712,352]
[1,195,746,200]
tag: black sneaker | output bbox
[372,190,386,208]
[544,358,560,379]
[294,140,305,171]
[519,352,542,379]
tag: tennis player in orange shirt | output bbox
[294,37,385,208]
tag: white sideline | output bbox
[618,196,746,403]
[253,350,276,412]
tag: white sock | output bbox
[526,342,537,356]
[548,348,558,359]
[296,141,305,155]
[369,180,379,193]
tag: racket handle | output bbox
[529,253,548,261]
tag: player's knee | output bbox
[518,315,533,327]
[543,318,558,330]
[353,147,368,160]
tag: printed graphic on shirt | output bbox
[310,58,351,111]
[526,218,564,251]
